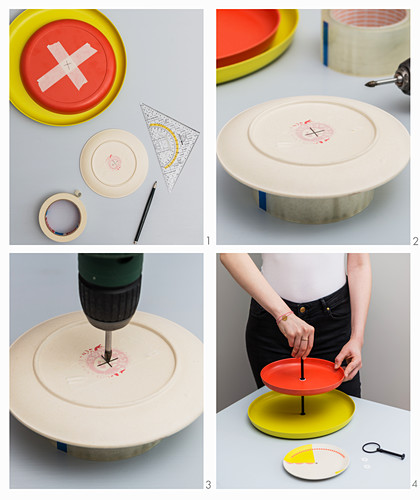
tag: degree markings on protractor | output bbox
[141,103,200,192]
[149,123,179,169]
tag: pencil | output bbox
[133,181,157,244]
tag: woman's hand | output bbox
[276,314,314,359]
[334,338,363,381]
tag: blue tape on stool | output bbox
[57,441,68,453]
[258,191,267,211]
[323,21,329,66]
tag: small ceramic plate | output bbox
[80,129,148,198]
[283,443,349,480]
[217,10,280,68]
[10,311,203,458]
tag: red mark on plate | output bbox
[293,120,334,144]
[106,154,122,170]
[80,345,128,378]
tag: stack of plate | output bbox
[10,311,203,461]
[10,9,126,126]
[248,358,355,439]
[217,96,410,223]
[216,9,299,84]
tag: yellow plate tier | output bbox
[10,9,126,126]
[248,390,355,439]
[216,9,299,84]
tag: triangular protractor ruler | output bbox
[141,103,200,192]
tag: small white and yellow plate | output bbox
[283,443,349,480]
[80,129,148,198]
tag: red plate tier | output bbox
[20,19,116,114]
[216,9,280,68]
[261,358,345,396]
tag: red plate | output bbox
[20,19,116,114]
[261,358,345,396]
[216,9,280,68]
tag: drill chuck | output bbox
[395,58,410,95]
[78,273,142,331]
[78,253,143,331]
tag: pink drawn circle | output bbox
[295,122,334,144]
[80,344,128,378]
[106,154,122,170]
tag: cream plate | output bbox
[10,311,202,452]
[80,129,148,198]
[283,443,349,480]
[217,96,409,199]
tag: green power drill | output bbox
[78,253,143,364]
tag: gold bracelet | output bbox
[276,311,294,323]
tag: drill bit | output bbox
[104,330,112,362]
[364,59,410,95]
[365,75,402,88]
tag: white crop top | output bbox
[261,253,347,303]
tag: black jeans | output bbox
[245,281,361,397]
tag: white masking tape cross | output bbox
[37,42,98,93]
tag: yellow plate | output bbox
[216,9,299,84]
[10,9,126,126]
[248,390,355,439]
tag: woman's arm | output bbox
[220,253,314,358]
[335,253,371,381]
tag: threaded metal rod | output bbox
[300,358,305,380]
[301,396,305,416]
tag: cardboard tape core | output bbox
[45,199,81,236]
[39,192,87,242]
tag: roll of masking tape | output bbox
[39,191,87,242]
[321,9,410,76]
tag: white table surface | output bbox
[217,386,410,489]
[216,9,410,245]
[10,9,203,245]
